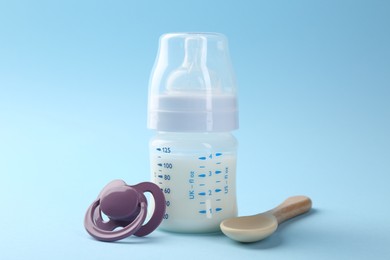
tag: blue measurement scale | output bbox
[189,153,228,217]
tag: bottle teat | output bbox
[167,36,214,92]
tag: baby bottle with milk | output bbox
[147,33,239,233]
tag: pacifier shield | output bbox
[84,180,166,242]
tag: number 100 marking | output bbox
[163,163,173,169]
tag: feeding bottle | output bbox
[147,33,239,233]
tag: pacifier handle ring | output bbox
[132,182,166,237]
[84,195,147,242]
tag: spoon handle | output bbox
[268,196,312,224]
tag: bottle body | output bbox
[149,132,237,233]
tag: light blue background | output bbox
[1,0,389,259]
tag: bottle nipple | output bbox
[167,35,218,93]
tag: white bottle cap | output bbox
[148,33,239,132]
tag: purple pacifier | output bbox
[84,180,166,242]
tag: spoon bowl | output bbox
[220,196,312,243]
[221,213,278,242]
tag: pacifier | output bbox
[84,180,166,242]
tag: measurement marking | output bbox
[199,210,207,214]
[156,148,161,151]
[216,153,222,156]
[215,189,222,193]
[157,163,162,167]
[216,199,221,201]
[198,156,207,160]
[216,162,221,165]
[198,174,206,178]
[199,166,206,168]
[158,175,163,178]
[200,202,206,204]
[199,184,205,186]
[215,208,222,212]
[158,182,163,185]
[198,192,206,196]
[216,180,221,183]
[158,156,161,158]
[215,170,222,174]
